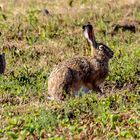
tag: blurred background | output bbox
[0,0,140,139]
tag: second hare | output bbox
[48,22,114,100]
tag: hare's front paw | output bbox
[92,85,104,94]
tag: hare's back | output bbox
[49,57,90,77]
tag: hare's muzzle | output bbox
[109,50,114,59]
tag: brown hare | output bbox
[0,53,6,74]
[48,22,114,100]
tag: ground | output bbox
[0,0,140,139]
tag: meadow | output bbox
[0,0,140,139]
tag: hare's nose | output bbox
[110,51,114,58]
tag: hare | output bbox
[0,53,6,74]
[48,22,114,100]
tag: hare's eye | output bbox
[99,45,104,50]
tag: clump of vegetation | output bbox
[0,0,140,139]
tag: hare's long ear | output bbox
[83,22,97,55]
[83,23,93,43]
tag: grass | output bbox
[0,0,140,139]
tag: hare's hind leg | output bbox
[48,67,73,100]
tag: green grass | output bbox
[0,0,140,139]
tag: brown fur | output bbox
[48,49,112,100]
[0,53,6,74]
[48,23,114,100]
